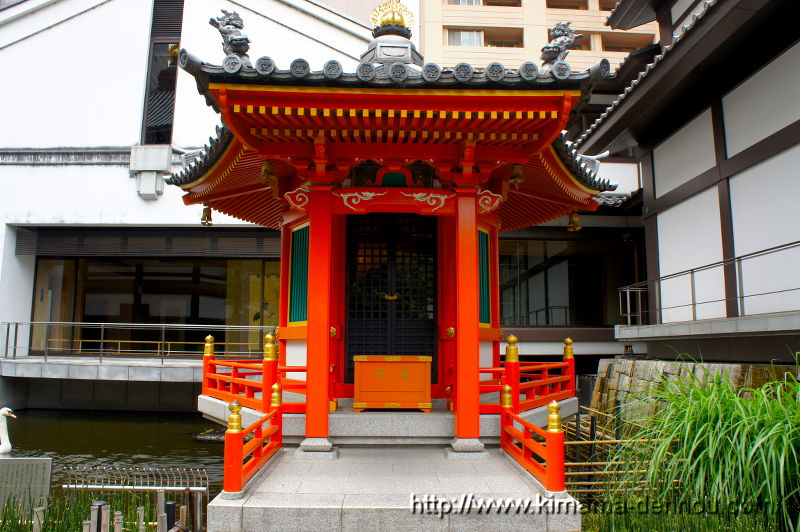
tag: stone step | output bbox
[199,395,578,445]
[208,446,580,532]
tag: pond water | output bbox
[5,409,224,494]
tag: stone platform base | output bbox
[208,446,580,532]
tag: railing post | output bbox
[690,270,697,321]
[504,335,520,413]
[223,402,244,494]
[202,335,216,395]
[500,384,513,448]
[262,332,278,413]
[562,338,575,395]
[544,400,565,492]
[271,382,283,445]
[736,258,745,316]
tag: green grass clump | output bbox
[0,488,156,531]
[606,365,800,531]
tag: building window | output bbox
[30,258,279,355]
[447,0,481,5]
[142,0,184,144]
[447,29,483,46]
[546,0,587,9]
[601,32,654,53]
[499,239,637,327]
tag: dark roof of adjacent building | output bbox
[605,0,660,30]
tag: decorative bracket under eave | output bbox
[284,186,310,212]
[477,189,503,214]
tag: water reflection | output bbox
[7,410,223,492]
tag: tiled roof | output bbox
[167,125,232,186]
[178,49,613,90]
[576,0,719,148]
[555,135,617,192]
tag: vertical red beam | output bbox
[489,220,501,367]
[454,191,480,439]
[328,214,346,397]
[306,187,334,438]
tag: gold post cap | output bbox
[271,383,282,407]
[547,400,562,432]
[203,335,215,357]
[227,401,243,433]
[505,334,519,362]
[501,384,513,409]
[263,332,277,360]
[563,337,574,359]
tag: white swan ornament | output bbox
[0,407,16,454]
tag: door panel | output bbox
[345,214,437,382]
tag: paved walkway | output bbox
[209,446,580,532]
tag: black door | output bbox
[344,214,437,382]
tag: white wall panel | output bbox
[657,187,725,322]
[480,341,494,380]
[729,143,800,315]
[597,162,639,194]
[723,41,800,157]
[284,339,307,381]
[173,0,371,147]
[653,109,716,197]
[0,0,152,147]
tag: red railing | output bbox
[223,384,283,493]
[202,333,308,414]
[479,337,576,414]
[500,388,565,492]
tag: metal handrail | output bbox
[619,239,800,325]
[1,320,276,361]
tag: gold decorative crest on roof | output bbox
[370,0,413,28]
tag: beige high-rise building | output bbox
[419,0,658,70]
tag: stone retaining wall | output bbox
[591,358,800,421]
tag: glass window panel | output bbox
[30,259,76,352]
[448,29,483,46]
[499,238,636,327]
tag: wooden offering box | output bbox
[353,355,431,412]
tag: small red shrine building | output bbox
[172,1,614,473]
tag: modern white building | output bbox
[0,0,645,410]
[579,0,800,363]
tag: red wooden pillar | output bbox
[305,187,334,438]
[454,190,480,439]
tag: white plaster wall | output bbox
[0,165,245,226]
[516,341,646,356]
[598,162,639,195]
[172,0,372,147]
[479,340,493,380]
[0,226,35,356]
[656,187,726,322]
[653,109,716,198]
[0,0,153,148]
[723,41,800,157]
[284,339,307,381]
[729,143,800,315]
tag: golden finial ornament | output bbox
[370,0,413,28]
[501,384,513,409]
[201,206,213,226]
[203,335,215,357]
[227,401,243,433]
[566,211,581,232]
[263,332,277,360]
[271,383,282,407]
[505,334,519,363]
[547,401,562,432]
[563,337,574,359]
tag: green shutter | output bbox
[381,172,407,187]
[478,230,491,324]
[289,226,309,322]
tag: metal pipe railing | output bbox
[619,239,800,325]
[0,320,276,360]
